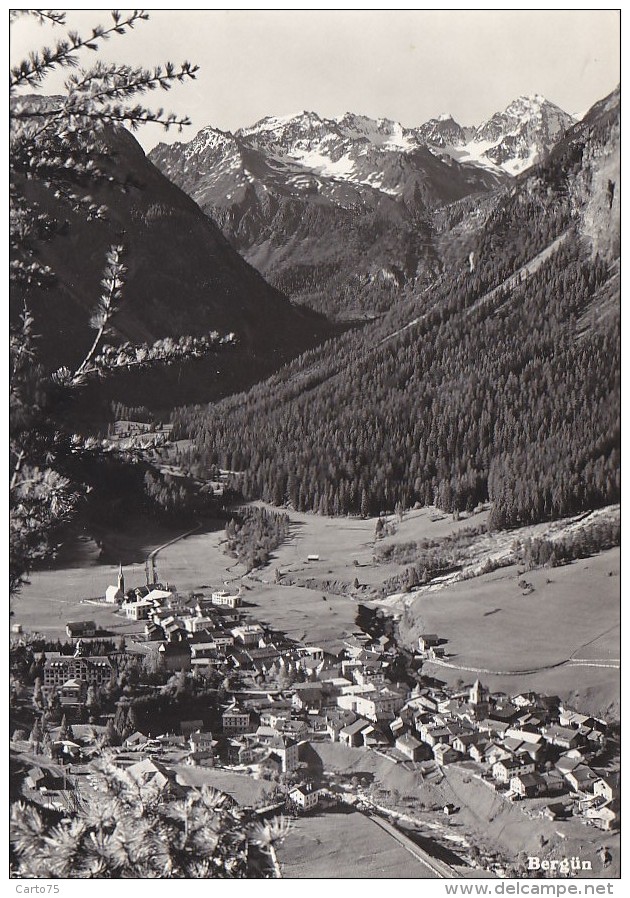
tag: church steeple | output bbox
[118,563,125,595]
[470,678,487,705]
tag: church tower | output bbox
[118,563,125,595]
[469,679,489,718]
[470,678,487,705]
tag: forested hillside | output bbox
[170,89,619,529]
[11,105,330,413]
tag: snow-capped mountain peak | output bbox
[151,93,576,211]
[238,110,325,140]
[415,114,467,149]
[455,95,575,174]
[187,125,237,153]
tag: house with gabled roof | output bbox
[390,717,406,739]
[124,731,149,748]
[189,729,214,752]
[512,692,538,708]
[510,771,547,799]
[593,774,620,803]
[542,725,582,750]
[541,769,567,796]
[289,782,323,811]
[476,718,510,739]
[275,718,309,740]
[396,732,426,761]
[452,733,479,755]
[292,683,324,712]
[267,733,299,772]
[363,724,391,749]
[539,802,571,821]
[256,725,279,744]
[584,798,620,831]
[59,678,87,706]
[66,620,97,638]
[433,743,460,766]
[325,709,356,742]
[125,758,185,797]
[25,766,46,790]
[158,640,191,671]
[412,690,445,713]
[488,703,518,724]
[564,765,600,795]
[555,751,582,776]
[493,757,534,783]
[222,705,251,735]
[339,718,370,748]
[419,725,453,747]
[469,740,491,763]
[187,749,215,768]
[418,634,440,652]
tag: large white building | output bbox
[211,590,242,609]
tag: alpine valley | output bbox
[9,11,621,883]
[152,87,619,528]
[11,84,619,536]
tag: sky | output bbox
[10,9,621,152]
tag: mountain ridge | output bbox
[154,93,576,182]
[149,93,577,318]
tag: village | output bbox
[10,562,620,877]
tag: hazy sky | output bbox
[11,9,620,151]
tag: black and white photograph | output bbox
[9,7,621,884]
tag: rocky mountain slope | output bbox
[149,95,575,317]
[11,121,330,414]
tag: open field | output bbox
[277,808,442,878]
[400,548,620,718]
[240,582,359,653]
[152,525,247,593]
[11,592,146,642]
[261,503,489,591]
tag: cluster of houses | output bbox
[380,634,619,831]
[43,577,619,833]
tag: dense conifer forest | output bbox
[224,507,291,572]
[171,165,619,529]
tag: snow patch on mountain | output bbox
[287,146,356,179]
[417,95,575,175]
[151,93,576,214]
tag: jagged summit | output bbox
[156,93,575,181]
[471,95,575,173]
[238,110,324,137]
[148,89,588,320]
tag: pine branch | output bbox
[12,59,198,137]
[64,60,199,100]
[10,10,67,27]
[10,10,150,90]
[73,245,126,380]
